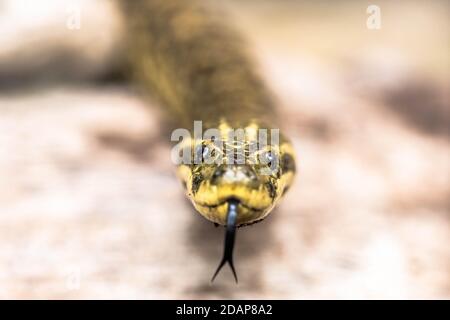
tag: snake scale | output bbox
[120,0,296,282]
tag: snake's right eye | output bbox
[259,150,278,168]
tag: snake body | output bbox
[121,0,296,281]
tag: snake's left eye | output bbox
[260,150,278,168]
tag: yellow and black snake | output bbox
[120,0,296,282]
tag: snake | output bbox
[120,0,296,282]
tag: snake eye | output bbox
[281,153,296,173]
[260,150,278,168]
[204,145,219,164]
[203,146,212,159]
[195,143,216,163]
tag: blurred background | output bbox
[0,0,449,299]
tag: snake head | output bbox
[176,128,296,226]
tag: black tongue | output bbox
[211,199,239,283]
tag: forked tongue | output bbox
[211,199,239,283]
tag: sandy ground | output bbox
[0,0,449,299]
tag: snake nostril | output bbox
[211,166,226,184]
[191,174,203,194]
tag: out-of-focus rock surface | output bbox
[0,0,123,87]
[0,0,449,299]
